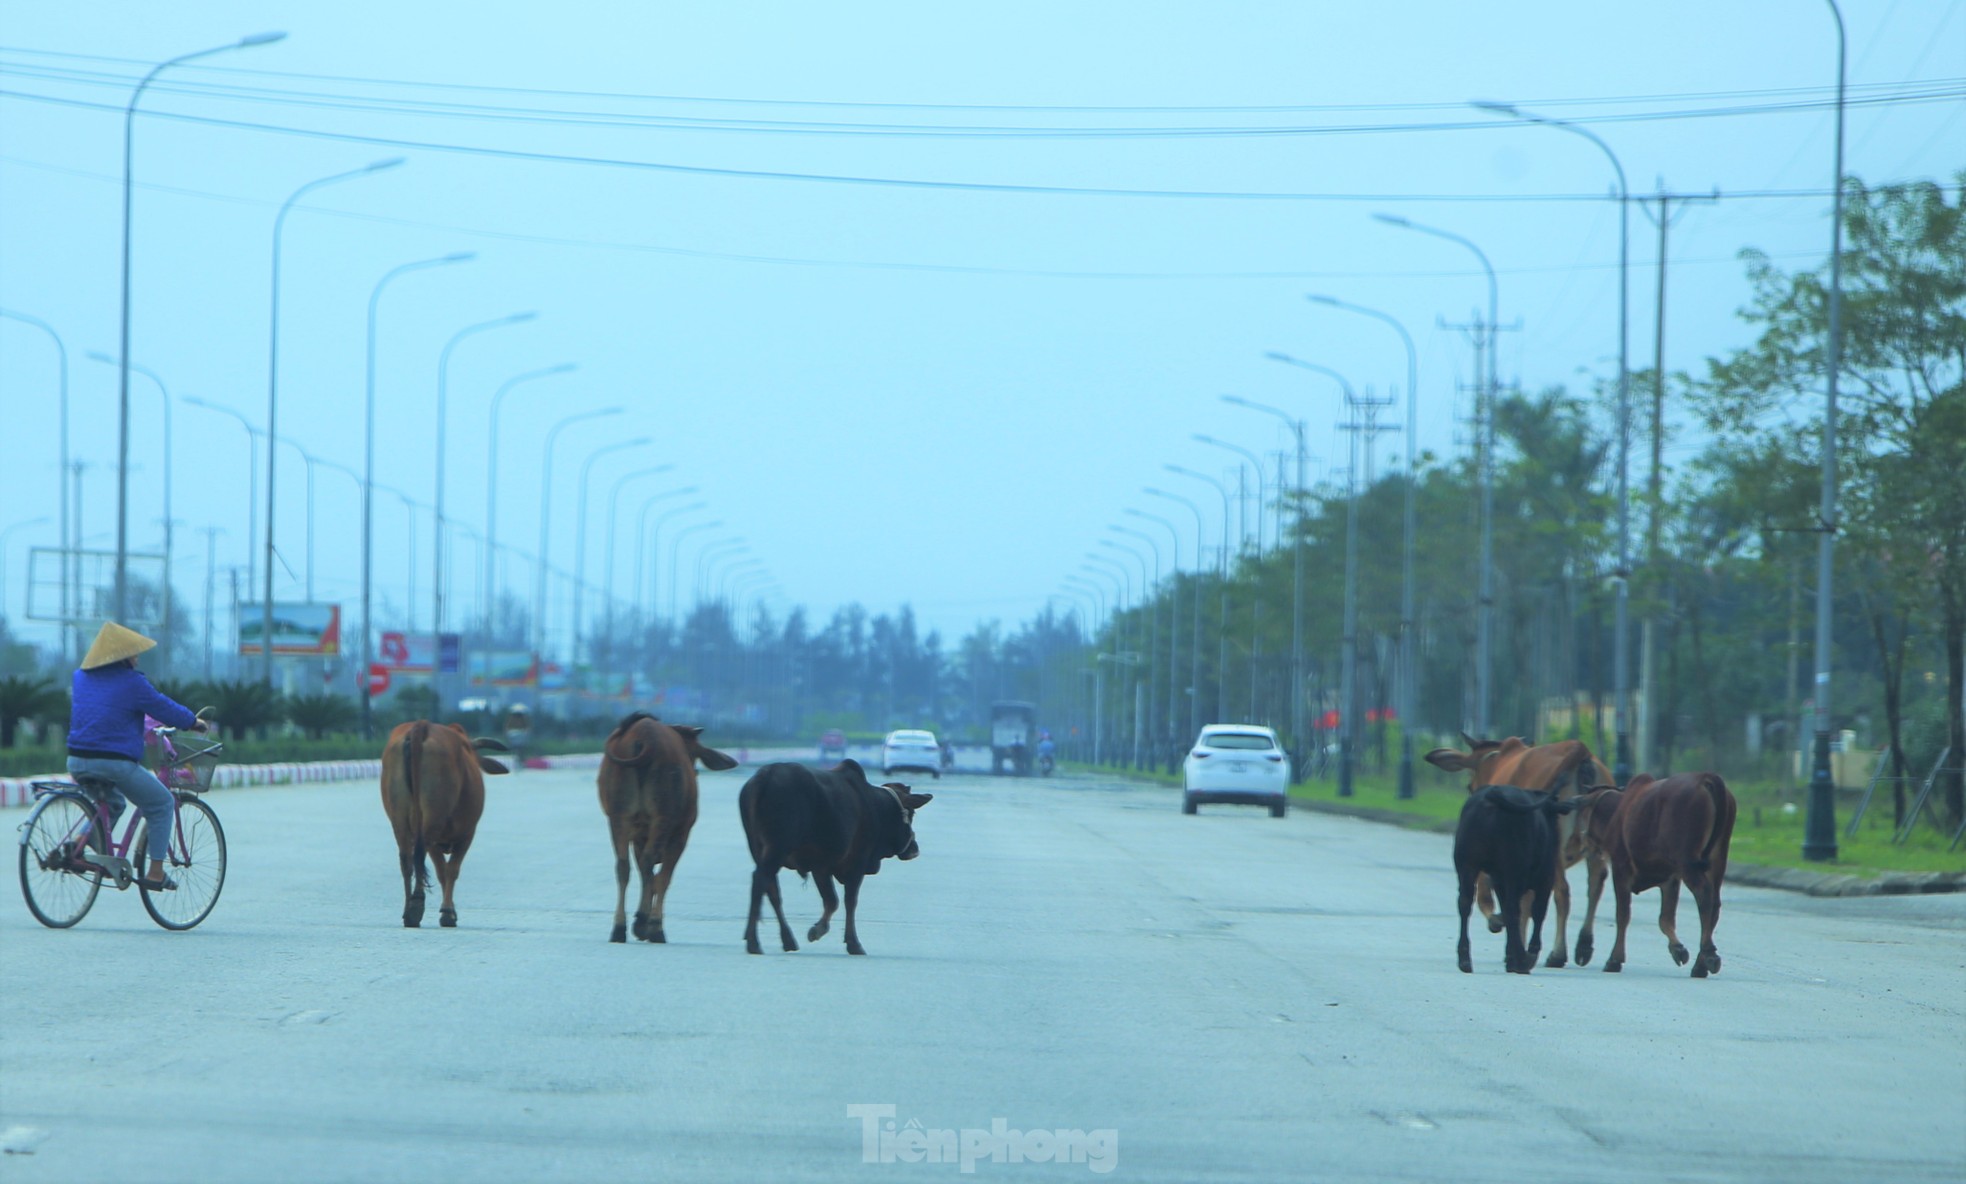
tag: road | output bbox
[3,762,1962,1183]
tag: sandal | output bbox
[139,873,177,892]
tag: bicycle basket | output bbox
[164,741,224,791]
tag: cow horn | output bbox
[471,736,512,752]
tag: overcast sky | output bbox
[2,1,1961,658]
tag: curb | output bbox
[1,751,616,807]
[1294,798,1965,897]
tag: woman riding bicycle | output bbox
[65,622,209,891]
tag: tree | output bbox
[203,679,286,741]
[0,676,61,748]
[286,692,359,740]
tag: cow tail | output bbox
[404,721,430,891]
[604,725,652,767]
[1688,773,1728,872]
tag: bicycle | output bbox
[16,715,228,931]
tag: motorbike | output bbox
[940,743,956,772]
[1037,745,1056,776]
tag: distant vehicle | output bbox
[1182,725,1289,818]
[1036,731,1056,776]
[818,729,847,762]
[940,741,955,773]
[882,729,942,779]
[990,701,1037,776]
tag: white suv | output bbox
[1181,725,1289,818]
[882,729,942,779]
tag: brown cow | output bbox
[380,721,510,928]
[1576,772,1737,977]
[598,711,738,944]
[1424,733,1613,968]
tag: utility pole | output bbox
[1439,311,1520,736]
[202,526,220,680]
[1336,388,1398,797]
[1635,184,1720,772]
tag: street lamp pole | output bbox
[1166,464,1234,724]
[264,157,404,685]
[1374,213,1499,739]
[364,251,474,738]
[92,354,174,660]
[535,407,622,657]
[1146,486,1206,741]
[1192,435,1267,558]
[572,438,652,669]
[1103,533,1158,766]
[1473,99,1632,784]
[668,520,723,625]
[1125,509,1183,744]
[485,362,575,643]
[180,395,261,612]
[117,31,286,623]
[638,496,704,614]
[0,309,70,659]
[1308,294,1422,799]
[602,466,676,661]
[435,311,536,656]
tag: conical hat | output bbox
[82,621,157,669]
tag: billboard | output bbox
[238,603,340,655]
[378,631,462,674]
[468,650,539,687]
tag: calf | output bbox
[380,721,510,928]
[1454,784,1586,974]
[1577,773,1737,978]
[1426,733,1612,967]
[598,711,737,944]
[739,760,931,956]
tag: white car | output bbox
[1181,725,1289,817]
[882,729,943,779]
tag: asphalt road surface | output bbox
[3,762,1962,1183]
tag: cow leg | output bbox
[745,863,770,955]
[609,817,631,943]
[1456,866,1476,973]
[1659,879,1690,966]
[1574,850,1608,966]
[434,838,470,927]
[808,874,840,944]
[400,841,427,929]
[1475,871,1504,934]
[1543,864,1572,968]
[1528,881,1559,972]
[1519,887,1543,971]
[1685,869,1722,978]
[841,873,868,956]
[1501,883,1530,974]
[632,835,660,942]
[1604,865,1632,972]
[644,840,684,944]
[763,868,797,952]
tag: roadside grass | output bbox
[1075,759,1965,879]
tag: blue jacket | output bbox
[67,664,197,762]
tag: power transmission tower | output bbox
[1440,311,1520,737]
[1336,387,1398,797]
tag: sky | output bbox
[1,1,1961,663]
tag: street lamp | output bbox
[1166,463,1235,724]
[535,407,622,655]
[1374,212,1500,740]
[1,309,71,658]
[434,311,536,648]
[1103,532,1158,767]
[180,395,262,597]
[1308,294,1422,799]
[601,465,677,653]
[637,494,704,614]
[485,362,575,638]
[1473,98,1633,785]
[694,538,748,604]
[364,250,474,737]
[264,157,405,684]
[1192,434,1267,557]
[668,520,723,624]
[572,438,652,667]
[1145,486,1206,740]
[90,353,173,658]
[117,31,287,623]
[1125,508,1184,744]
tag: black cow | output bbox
[739,760,932,956]
[1454,785,1586,975]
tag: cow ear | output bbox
[478,756,511,776]
[472,736,511,753]
[903,792,933,809]
[673,725,704,742]
[1424,748,1473,773]
[697,746,739,771]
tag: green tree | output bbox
[286,692,359,740]
[0,676,61,748]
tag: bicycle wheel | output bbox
[136,794,226,931]
[18,793,103,929]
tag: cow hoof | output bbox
[1700,950,1721,976]
[1545,951,1567,970]
[646,926,666,944]
[746,939,763,955]
[1486,917,1504,934]
[782,939,799,953]
[1507,964,1531,976]
[631,913,648,941]
[439,909,457,928]
[403,917,421,929]
[847,943,867,956]
[1604,961,1622,973]
[1691,962,1709,978]
[1669,941,1690,966]
[807,921,829,942]
[610,923,627,943]
[1458,956,1472,974]
[1575,936,1595,966]
[404,898,425,927]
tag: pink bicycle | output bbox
[16,716,228,930]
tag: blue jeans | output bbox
[66,756,175,861]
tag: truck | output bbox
[990,701,1038,776]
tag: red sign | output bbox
[367,664,392,696]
